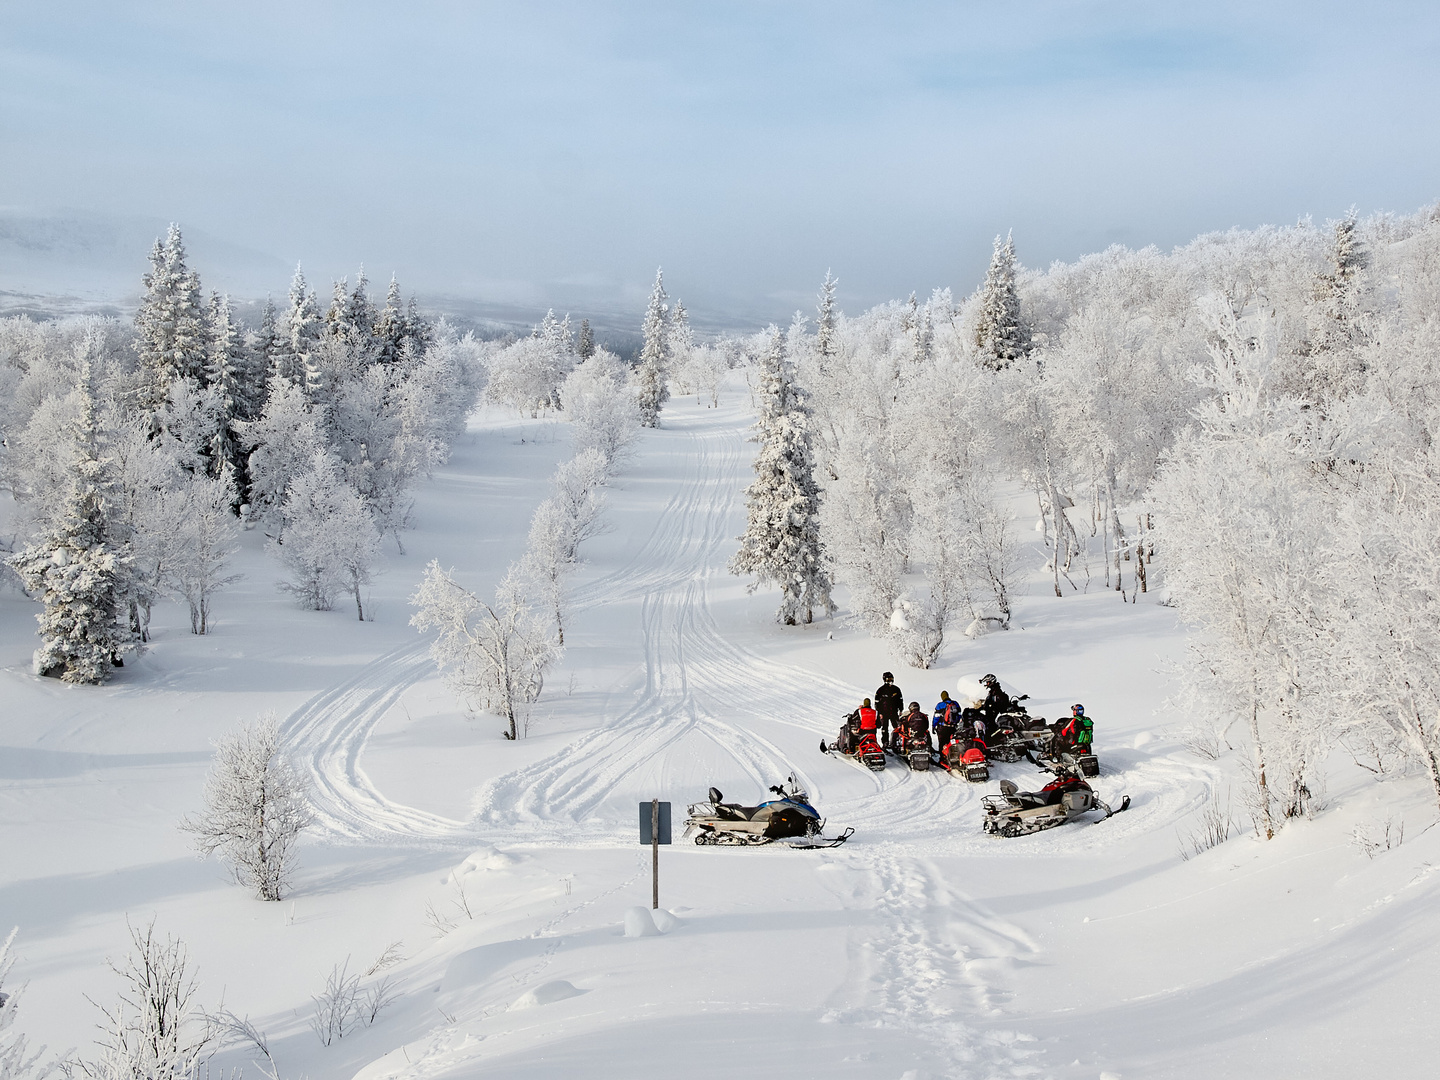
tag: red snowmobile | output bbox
[981,763,1128,837]
[820,713,886,771]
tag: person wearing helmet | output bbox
[1059,703,1094,754]
[931,691,960,754]
[900,700,930,752]
[979,674,1016,727]
[875,671,904,749]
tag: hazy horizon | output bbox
[4,2,1438,332]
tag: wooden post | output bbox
[650,798,660,909]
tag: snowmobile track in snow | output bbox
[284,400,1208,856]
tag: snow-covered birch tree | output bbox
[181,714,312,901]
[411,562,560,740]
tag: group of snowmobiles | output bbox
[680,673,1128,848]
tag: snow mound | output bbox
[651,908,682,933]
[623,906,661,937]
[508,979,582,1010]
[442,845,517,884]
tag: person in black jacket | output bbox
[874,672,904,749]
[979,673,1016,728]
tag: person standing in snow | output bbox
[932,691,960,754]
[874,671,904,748]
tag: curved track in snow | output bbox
[284,399,1200,854]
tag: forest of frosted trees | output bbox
[737,203,1440,835]
[0,226,485,680]
[6,202,1440,838]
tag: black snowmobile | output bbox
[984,701,1052,764]
[981,763,1129,838]
[684,777,853,848]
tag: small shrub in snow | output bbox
[310,952,403,1046]
[1178,789,1235,861]
[78,921,212,1080]
[1351,815,1404,859]
[0,928,63,1080]
[181,715,313,901]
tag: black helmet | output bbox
[882,671,894,682]
[908,701,920,710]
[1072,703,1085,716]
[981,674,998,687]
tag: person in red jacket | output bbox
[857,698,878,735]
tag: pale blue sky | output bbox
[3,1,1437,325]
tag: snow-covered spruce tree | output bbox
[270,450,381,619]
[181,714,312,901]
[815,271,838,373]
[250,296,284,409]
[203,293,249,492]
[411,562,560,740]
[973,232,1031,371]
[374,276,409,367]
[576,318,595,360]
[8,369,135,683]
[278,265,323,387]
[635,269,671,427]
[730,327,833,625]
[323,270,379,367]
[134,225,207,414]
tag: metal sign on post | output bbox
[638,800,671,910]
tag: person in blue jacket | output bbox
[931,691,961,754]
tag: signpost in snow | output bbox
[638,799,671,909]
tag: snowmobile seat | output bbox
[714,803,765,821]
[999,779,1018,797]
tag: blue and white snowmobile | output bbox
[684,776,852,848]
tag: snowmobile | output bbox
[819,715,886,771]
[891,720,932,772]
[684,777,853,848]
[1048,744,1101,778]
[941,736,990,783]
[984,708,1053,763]
[981,764,1129,838]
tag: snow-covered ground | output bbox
[3,380,1438,1079]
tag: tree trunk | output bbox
[1248,696,1275,840]
[1135,516,1148,594]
